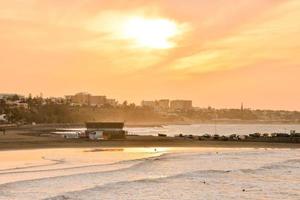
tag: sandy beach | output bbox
[1,128,300,199]
[0,129,299,151]
[0,147,169,185]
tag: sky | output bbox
[0,0,299,110]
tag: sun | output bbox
[122,17,179,49]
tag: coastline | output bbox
[0,129,299,151]
[2,120,300,130]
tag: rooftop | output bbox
[85,122,124,129]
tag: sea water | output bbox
[125,124,300,136]
[59,123,300,136]
[0,148,299,200]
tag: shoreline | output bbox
[2,120,300,130]
[1,141,299,151]
[0,129,299,151]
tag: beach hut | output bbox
[85,122,127,140]
[60,132,80,139]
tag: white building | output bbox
[65,92,117,107]
[157,99,170,111]
[0,114,7,123]
[141,100,156,108]
[0,93,24,100]
[170,100,193,111]
[141,99,170,112]
[6,100,28,109]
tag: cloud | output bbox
[0,0,299,109]
[161,0,300,76]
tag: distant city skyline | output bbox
[1,91,299,112]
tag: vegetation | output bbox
[0,97,299,124]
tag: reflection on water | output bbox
[124,147,170,153]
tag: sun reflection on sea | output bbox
[123,147,170,153]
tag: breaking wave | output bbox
[1,149,300,200]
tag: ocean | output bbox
[56,123,300,136]
[0,147,299,200]
[125,123,300,136]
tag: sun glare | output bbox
[122,17,179,49]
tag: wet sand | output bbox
[0,147,169,185]
[0,129,299,151]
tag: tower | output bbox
[240,102,244,120]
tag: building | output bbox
[85,122,127,140]
[0,93,24,100]
[157,99,170,111]
[65,93,118,107]
[170,100,193,111]
[89,95,106,106]
[141,100,156,108]
[47,97,66,104]
[66,92,90,105]
[106,98,118,107]
[6,100,28,109]
[0,114,7,123]
[141,98,192,111]
[52,128,86,139]
[141,99,170,112]
[66,92,107,106]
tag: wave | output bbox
[2,150,297,186]
[43,168,232,200]
[0,152,169,187]
[240,158,300,174]
[0,157,65,173]
[45,157,300,200]
[0,159,123,175]
[0,150,172,176]
[2,150,299,200]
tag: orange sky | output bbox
[0,0,299,110]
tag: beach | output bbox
[0,129,300,151]
[1,127,300,199]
